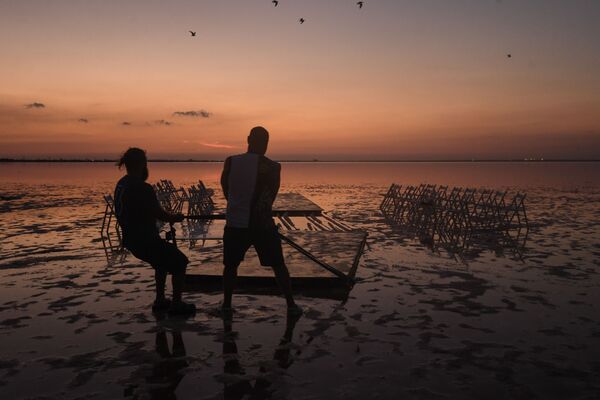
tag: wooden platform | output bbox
[183,230,367,299]
[272,193,323,216]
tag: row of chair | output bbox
[152,179,215,216]
[380,183,529,256]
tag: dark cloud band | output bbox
[173,110,211,118]
[25,102,45,109]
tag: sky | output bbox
[1,0,599,160]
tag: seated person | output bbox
[114,147,195,315]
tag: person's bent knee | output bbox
[156,262,187,275]
[223,262,240,273]
[270,263,288,273]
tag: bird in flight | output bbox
[507,53,512,58]
[299,18,305,24]
[272,0,278,6]
[189,31,196,37]
[357,1,364,8]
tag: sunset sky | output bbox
[1,0,599,160]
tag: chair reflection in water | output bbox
[100,194,128,264]
[380,183,529,259]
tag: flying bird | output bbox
[272,0,278,6]
[189,31,196,37]
[357,1,364,8]
[299,18,305,24]
[507,53,512,58]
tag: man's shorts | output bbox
[223,227,285,267]
[127,239,189,274]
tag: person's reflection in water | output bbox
[252,313,300,398]
[222,317,253,399]
[146,316,189,400]
[221,312,301,399]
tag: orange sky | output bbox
[1,0,599,160]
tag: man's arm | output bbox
[220,157,231,200]
[272,163,281,199]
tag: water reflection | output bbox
[2,161,599,188]
[147,325,189,400]
[221,314,301,399]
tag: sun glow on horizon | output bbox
[1,0,599,160]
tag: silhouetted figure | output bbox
[272,0,278,6]
[220,127,302,318]
[114,148,195,315]
[189,31,196,37]
[357,1,364,9]
[299,18,305,24]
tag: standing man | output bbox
[114,147,195,315]
[220,127,302,317]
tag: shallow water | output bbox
[0,162,599,399]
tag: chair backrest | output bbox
[103,194,115,211]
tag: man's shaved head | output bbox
[248,126,269,155]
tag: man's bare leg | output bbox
[223,263,239,309]
[171,271,185,304]
[272,264,296,308]
[167,270,196,315]
[155,270,167,301]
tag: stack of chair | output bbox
[380,183,529,257]
[187,180,215,216]
[152,179,188,214]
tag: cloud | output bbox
[25,102,45,109]
[156,119,173,126]
[200,142,235,149]
[173,110,211,118]
[78,118,89,123]
[121,121,132,126]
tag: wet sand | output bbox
[1,162,599,399]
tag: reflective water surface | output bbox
[1,161,599,187]
[0,162,599,399]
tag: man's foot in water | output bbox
[168,300,196,316]
[151,297,172,313]
[287,304,303,318]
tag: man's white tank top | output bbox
[226,153,259,228]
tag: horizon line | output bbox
[1,158,599,163]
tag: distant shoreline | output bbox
[0,158,598,163]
